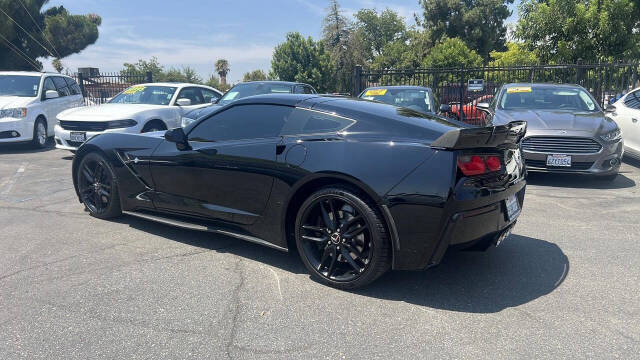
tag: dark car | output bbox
[359,86,438,115]
[71,94,527,289]
[479,83,623,179]
[181,81,317,126]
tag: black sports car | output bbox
[71,94,527,289]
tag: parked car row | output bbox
[2,70,639,289]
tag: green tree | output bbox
[488,42,539,67]
[242,69,268,82]
[321,0,364,92]
[164,66,202,83]
[516,0,640,63]
[215,59,230,86]
[0,1,101,70]
[423,37,483,68]
[270,32,333,93]
[354,8,407,63]
[51,58,63,73]
[372,29,433,69]
[120,57,164,80]
[417,0,514,60]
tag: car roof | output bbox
[230,93,320,106]
[363,85,433,91]
[503,83,583,89]
[0,71,69,77]
[239,80,310,86]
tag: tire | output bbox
[31,118,48,148]
[295,186,391,289]
[142,121,166,133]
[76,152,122,219]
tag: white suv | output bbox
[0,71,84,148]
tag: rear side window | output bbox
[42,78,56,98]
[189,104,293,142]
[624,90,640,109]
[201,88,221,103]
[64,77,82,95]
[280,108,355,135]
[52,76,70,97]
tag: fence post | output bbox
[77,72,85,97]
[632,63,639,89]
[459,66,465,121]
[575,59,582,85]
[352,65,362,96]
[146,71,153,83]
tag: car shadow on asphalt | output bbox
[0,139,55,154]
[118,215,567,313]
[356,235,569,313]
[526,172,635,189]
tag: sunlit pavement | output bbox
[1,141,639,359]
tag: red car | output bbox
[449,95,493,126]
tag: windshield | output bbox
[217,82,293,106]
[0,75,40,97]
[499,86,598,111]
[360,88,432,113]
[109,85,177,105]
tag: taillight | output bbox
[457,154,502,176]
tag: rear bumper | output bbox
[388,178,526,271]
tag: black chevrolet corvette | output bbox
[71,94,527,289]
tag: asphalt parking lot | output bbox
[1,141,639,359]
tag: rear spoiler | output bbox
[431,121,527,150]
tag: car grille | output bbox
[67,141,84,148]
[521,136,602,154]
[525,160,594,171]
[59,120,108,132]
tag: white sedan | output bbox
[54,83,222,151]
[608,88,640,159]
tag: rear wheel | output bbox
[295,187,390,289]
[77,152,122,219]
[31,118,47,148]
[142,121,166,133]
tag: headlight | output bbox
[600,128,621,142]
[106,119,137,129]
[181,117,196,127]
[0,108,27,118]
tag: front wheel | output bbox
[77,152,122,219]
[31,118,47,148]
[295,187,391,289]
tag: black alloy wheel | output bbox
[77,152,122,219]
[295,187,390,289]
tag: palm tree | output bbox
[215,59,230,86]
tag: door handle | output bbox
[197,148,218,155]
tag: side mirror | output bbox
[605,104,616,113]
[45,90,59,99]
[439,104,452,113]
[164,128,191,151]
[176,98,191,106]
[211,98,219,104]
[476,102,491,114]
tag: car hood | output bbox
[0,96,35,109]
[493,109,608,133]
[57,103,167,121]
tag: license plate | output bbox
[70,132,86,142]
[546,154,572,167]
[505,194,521,222]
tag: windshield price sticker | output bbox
[123,86,145,95]
[364,89,387,96]
[507,86,532,94]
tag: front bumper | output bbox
[54,124,138,151]
[0,118,34,143]
[523,137,623,175]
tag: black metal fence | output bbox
[353,62,639,125]
[73,71,153,105]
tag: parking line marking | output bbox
[1,162,28,196]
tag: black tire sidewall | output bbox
[77,152,122,219]
[294,187,390,289]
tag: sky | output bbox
[42,0,520,84]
